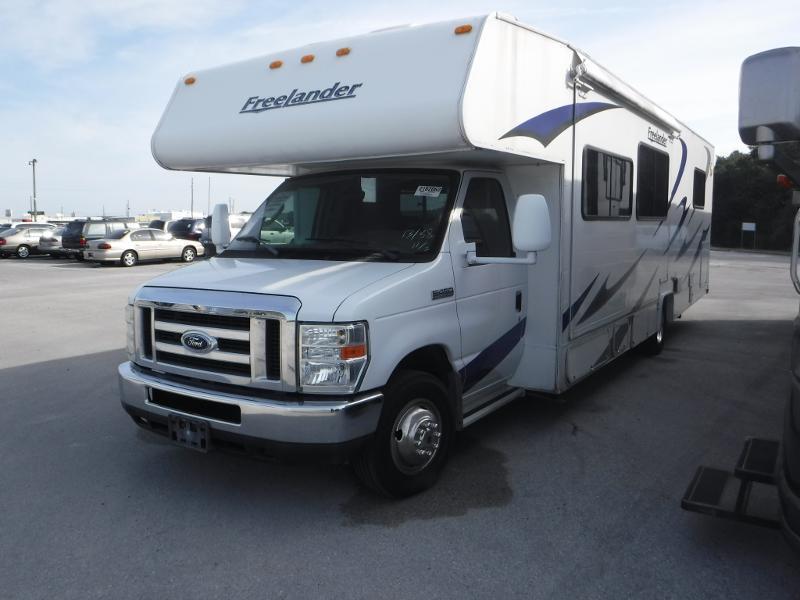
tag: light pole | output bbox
[28,159,37,222]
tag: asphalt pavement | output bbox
[1,251,799,599]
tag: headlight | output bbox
[125,304,135,360]
[299,322,368,393]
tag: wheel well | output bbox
[393,345,461,425]
[123,249,138,259]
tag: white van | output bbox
[120,13,713,496]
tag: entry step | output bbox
[735,437,779,484]
[681,438,783,530]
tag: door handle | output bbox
[516,291,522,312]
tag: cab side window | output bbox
[461,178,514,258]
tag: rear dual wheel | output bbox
[353,370,452,498]
[642,305,667,355]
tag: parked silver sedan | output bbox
[83,228,205,267]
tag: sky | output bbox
[0,0,797,218]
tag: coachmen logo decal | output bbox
[180,331,218,354]
[240,81,363,114]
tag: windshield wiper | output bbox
[233,236,279,255]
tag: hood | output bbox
[142,257,414,321]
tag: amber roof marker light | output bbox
[301,54,315,64]
[336,47,351,57]
[269,60,283,70]
[183,76,196,85]
[454,24,473,35]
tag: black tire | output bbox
[120,250,138,267]
[74,253,85,261]
[16,245,30,259]
[181,246,197,263]
[352,370,452,497]
[641,305,666,356]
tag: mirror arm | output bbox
[466,251,537,266]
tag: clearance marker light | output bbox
[336,47,351,57]
[454,24,473,35]
[184,76,196,85]
[269,60,283,69]
[301,54,315,64]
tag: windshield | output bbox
[222,170,459,262]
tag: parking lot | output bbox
[1,250,799,599]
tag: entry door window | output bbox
[461,178,514,258]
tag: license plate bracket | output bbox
[168,415,210,452]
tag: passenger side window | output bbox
[693,169,707,208]
[461,178,514,258]
[152,230,171,241]
[582,148,633,219]
[637,145,670,218]
[130,230,153,241]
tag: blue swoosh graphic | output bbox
[500,102,620,147]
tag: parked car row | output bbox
[0,218,207,266]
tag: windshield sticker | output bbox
[414,186,442,197]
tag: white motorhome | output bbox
[121,13,713,496]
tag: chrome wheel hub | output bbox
[391,401,442,474]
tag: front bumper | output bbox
[118,361,383,455]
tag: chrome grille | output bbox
[140,307,280,383]
[132,287,300,393]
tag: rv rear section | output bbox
[121,13,713,495]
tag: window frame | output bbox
[693,168,707,209]
[635,143,671,221]
[581,145,634,221]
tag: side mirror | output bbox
[211,203,231,252]
[465,194,551,266]
[512,194,551,252]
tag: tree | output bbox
[711,149,794,250]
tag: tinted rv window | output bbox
[582,148,633,219]
[693,169,707,208]
[461,178,514,257]
[636,145,669,218]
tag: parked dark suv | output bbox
[61,218,140,260]
[167,218,206,241]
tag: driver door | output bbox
[449,172,528,416]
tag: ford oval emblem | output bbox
[180,330,217,354]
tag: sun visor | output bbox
[151,17,485,175]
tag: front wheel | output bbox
[352,370,452,497]
[16,245,30,259]
[181,246,197,263]
[120,250,138,267]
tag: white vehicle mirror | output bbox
[513,194,551,253]
[465,194,551,266]
[211,203,231,252]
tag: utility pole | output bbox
[207,176,211,215]
[126,199,130,218]
[28,158,37,222]
[190,177,194,217]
